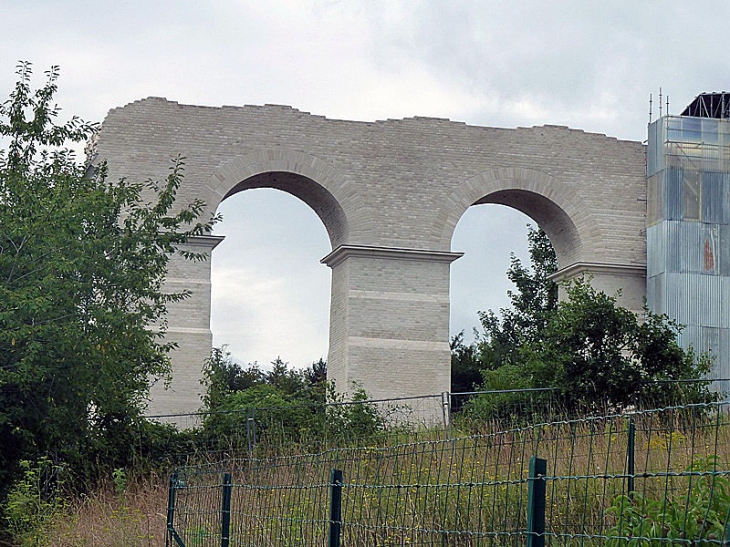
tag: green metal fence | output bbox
[165,401,730,546]
[144,379,725,473]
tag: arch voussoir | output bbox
[435,167,599,268]
[205,148,352,248]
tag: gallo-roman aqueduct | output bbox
[94,98,647,416]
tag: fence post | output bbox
[627,419,635,499]
[328,469,343,547]
[167,473,186,547]
[441,391,451,433]
[526,456,547,547]
[221,473,232,547]
[166,473,176,547]
[246,409,256,454]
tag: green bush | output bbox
[3,458,66,546]
[199,349,387,451]
[606,456,730,547]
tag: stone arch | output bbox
[435,167,600,268]
[203,148,350,248]
[96,98,650,418]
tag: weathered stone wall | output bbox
[95,98,647,416]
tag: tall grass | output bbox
[164,403,730,546]
[40,472,168,547]
[28,398,730,546]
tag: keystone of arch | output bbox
[434,167,603,268]
[202,148,351,248]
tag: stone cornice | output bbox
[321,244,463,268]
[184,234,226,250]
[549,261,647,282]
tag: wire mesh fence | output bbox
[165,399,730,547]
[143,379,726,467]
[143,392,448,467]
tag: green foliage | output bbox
[112,468,127,496]
[522,279,714,412]
[202,349,326,408]
[200,349,385,448]
[201,346,266,409]
[450,331,483,396]
[3,458,66,546]
[458,365,537,425]
[201,350,322,447]
[459,225,714,422]
[325,386,386,440]
[203,384,319,446]
[0,62,216,502]
[476,226,558,371]
[607,456,730,547]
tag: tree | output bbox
[0,63,216,493]
[459,225,713,421]
[451,226,556,412]
[521,279,713,411]
[450,332,482,394]
[476,226,558,371]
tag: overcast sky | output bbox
[2,1,727,369]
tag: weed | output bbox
[3,458,66,546]
[606,456,730,547]
[112,467,128,496]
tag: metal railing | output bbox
[144,379,726,465]
[164,398,730,546]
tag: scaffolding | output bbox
[647,102,730,386]
[681,91,730,119]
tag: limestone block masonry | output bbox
[94,98,647,419]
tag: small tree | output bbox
[0,63,216,495]
[522,279,714,411]
[476,226,558,371]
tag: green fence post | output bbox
[246,409,256,454]
[167,473,176,530]
[167,472,186,547]
[328,469,343,547]
[166,473,176,547]
[527,456,547,547]
[221,473,232,547]
[441,391,450,428]
[627,419,635,499]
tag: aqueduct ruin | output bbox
[94,98,647,415]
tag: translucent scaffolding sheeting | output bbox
[647,114,730,382]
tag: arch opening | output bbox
[210,185,331,369]
[473,189,583,268]
[450,204,534,343]
[222,171,349,249]
[437,167,591,273]
[448,178,587,348]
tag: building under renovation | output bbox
[647,93,730,387]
